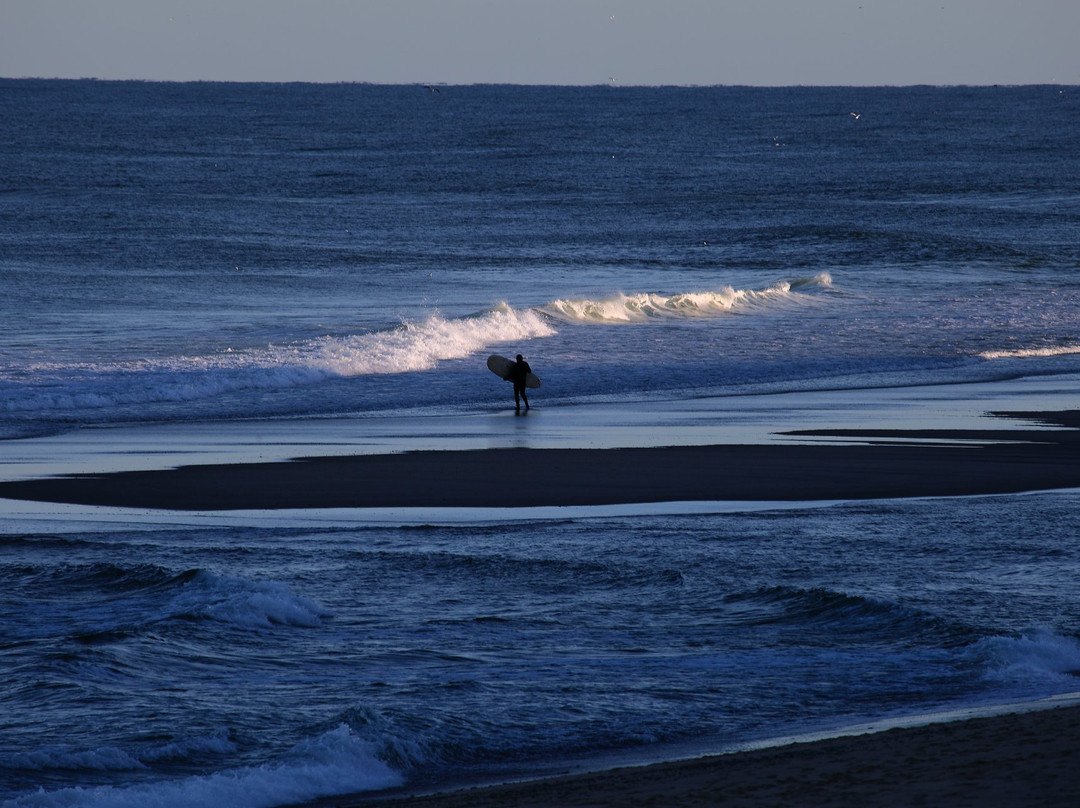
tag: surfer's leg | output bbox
[522,390,529,410]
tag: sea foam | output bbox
[979,344,1080,360]
[540,273,833,323]
[4,726,402,808]
[169,571,330,629]
[976,629,1080,685]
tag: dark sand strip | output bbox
[2,432,1080,511]
[312,704,1080,808]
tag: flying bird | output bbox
[849,112,861,120]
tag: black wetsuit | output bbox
[509,358,531,410]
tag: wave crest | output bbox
[304,307,556,376]
[540,273,833,323]
[979,344,1080,360]
[975,628,1080,684]
[5,726,402,808]
[170,571,330,629]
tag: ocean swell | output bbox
[0,277,835,429]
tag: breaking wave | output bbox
[0,307,555,418]
[0,276,832,425]
[540,273,833,323]
[979,344,1080,360]
[3,726,402,808]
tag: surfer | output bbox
[509,354,532,412]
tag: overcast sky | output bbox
[2,0,1077,86]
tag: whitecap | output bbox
[4,726,402,808]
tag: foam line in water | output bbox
[5,726,403,808]
[540,273,833,323]
[979,344,1080,360]
[301,305,556,375]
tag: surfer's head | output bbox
[516,354,524,362]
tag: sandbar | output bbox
[0,412,1078,510]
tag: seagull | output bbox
[425,85,441,94]
[849,112,861,120]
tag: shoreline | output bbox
[302,699,1080,808]
[0,414,1078,511]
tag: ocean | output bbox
[2,80,1080,807]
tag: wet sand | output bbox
[0,412,1078,511]
[313,702,1080,808]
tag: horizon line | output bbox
[2,76,1076,90]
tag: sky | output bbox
[1,0,1078,86]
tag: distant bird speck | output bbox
[849,112,861,120]
[425,85,440,94]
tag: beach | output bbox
[2,411,1078,511]
[314,701,1080,808]
[5,408,1080,808]
[5,410,1078,807]
[4,408,1080,807]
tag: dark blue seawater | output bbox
[2,81,1080,437]
[2,81,1080,806]
[3,498,1080,807]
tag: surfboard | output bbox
[487,354,541,388]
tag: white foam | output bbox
[979,344,1080,360]
[977,628,1080,684]
[540,273,833,323]
[170,572,330,629]
[303,306,556,375]
[5,726,402,808]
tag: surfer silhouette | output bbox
[509,354,532,412]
